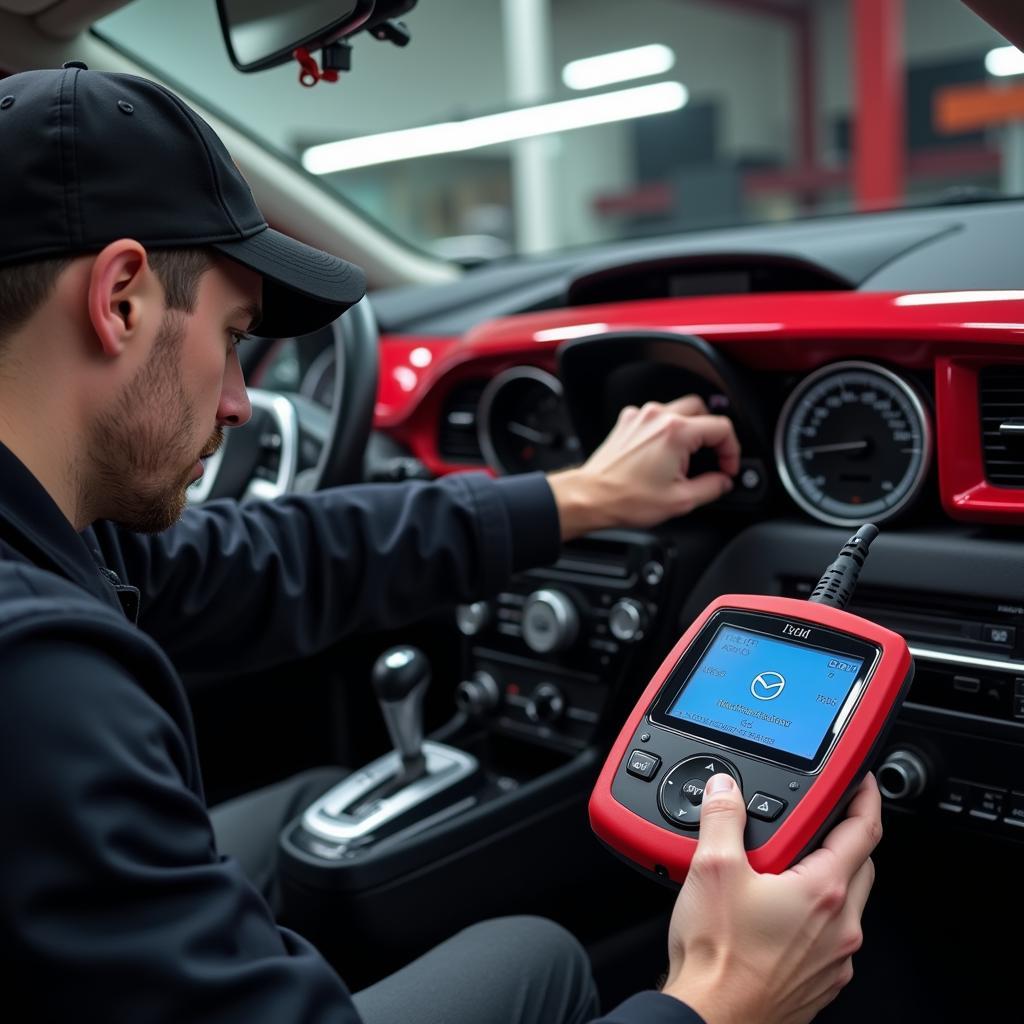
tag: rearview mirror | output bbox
[217,0,374,72]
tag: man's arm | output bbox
[0,634,363,1022]
[94,470,561,679]
[94,395,739,680]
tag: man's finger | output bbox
[690,774,749,879]
[677,415,742,475]
[790,775,882,883]
[674,472,734,513]
[846,855,875,919]
[666,394,709,418]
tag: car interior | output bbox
[3,0,1024,1020]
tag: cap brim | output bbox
[212,228,366,338]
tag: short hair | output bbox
[0,246,214,349]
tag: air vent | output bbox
[438,379,487,464]
[979,365,1024,488]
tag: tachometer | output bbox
[478,367,580,475]
[774,362,932,527]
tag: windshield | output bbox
[98,0,1013,263]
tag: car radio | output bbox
[590,526,914,883]
[453,530,672,751]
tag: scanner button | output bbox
[658,757,739,830]
[747,793,787,821]
[626,750,661,781]
[681,778,706,805]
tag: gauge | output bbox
[774,361,932,527]
[478,367,581,475]
[300,346,336,408]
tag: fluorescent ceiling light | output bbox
[985,46,1024,77]
[562,44,675,91]
[302,81,688,175]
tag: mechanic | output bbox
[0,64,881,1024]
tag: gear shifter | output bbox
[295,645,480,850]
[372,646,430,788]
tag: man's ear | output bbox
[86,239,158,358]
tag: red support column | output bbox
[854,0,905,210]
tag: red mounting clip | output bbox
[293,47,339,88]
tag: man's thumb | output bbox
[694,773,747,865]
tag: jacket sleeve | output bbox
[92,471,561,679]
[592,992,708,1023]
[0,635,364,1024]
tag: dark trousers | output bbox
[210,769,601,1024]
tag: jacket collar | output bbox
[0,441,132,619]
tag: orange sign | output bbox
[935,81,1024,134]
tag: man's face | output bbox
[89,257,258,533]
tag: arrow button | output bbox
[747,792,787,822]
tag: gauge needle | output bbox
[800,440,870,455]
[508,422,554,445]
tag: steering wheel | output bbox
[188,296,379,503]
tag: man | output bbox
[0,64,881,1023]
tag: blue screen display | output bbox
[666,626,865,760]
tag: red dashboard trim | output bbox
[377,291,1024,520]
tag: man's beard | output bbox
[90,312,221,534]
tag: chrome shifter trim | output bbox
[302,741,478,844]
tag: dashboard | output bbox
[250,202,1024,865]
[258,291,1024,528]
[362,290,1024,528]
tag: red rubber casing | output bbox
[589,594,912,880]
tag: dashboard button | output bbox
[983,624,1015,647]
[642,561,665,586]
[968,785,1005,821]
[937,780,969,814]
[1003,793,1024,829]
[747,793,787,821]
[625,750,661,781]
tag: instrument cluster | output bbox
[469,353,935,528]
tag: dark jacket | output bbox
[0,440,703,1024]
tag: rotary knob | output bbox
[877,750,928,801]
[525,683,565,724]
[454,671,500,716]
[608,598,649,642]
[455,601,491,636]
[521,589,579,654]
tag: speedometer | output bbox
[774,362,932,527]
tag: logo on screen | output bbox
[751,671,786,700]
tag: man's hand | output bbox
[547,395,740,541]
[662,772,882,1024]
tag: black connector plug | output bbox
[808,524,879,610]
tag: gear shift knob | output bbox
[372,646,430,776]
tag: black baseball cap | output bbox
[0,62,366,338]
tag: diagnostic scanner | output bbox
[589,525,913,883]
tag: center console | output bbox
[276,527,707,982]
[452,529,674,752]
